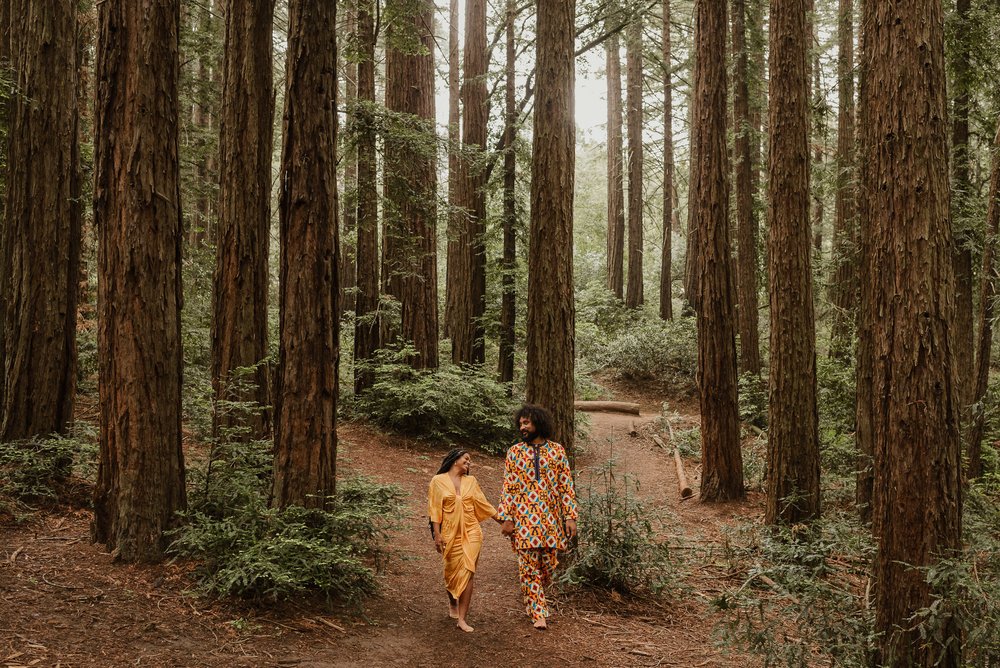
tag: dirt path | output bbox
[0,394,758,667]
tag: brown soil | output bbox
[1,387,761,667]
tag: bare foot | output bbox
[532,618,547,631]
[448,605,459,619]
[457,620,474,633]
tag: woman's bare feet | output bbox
[448,603,459,619]
[532,618,547,631]
[457,619,474,632]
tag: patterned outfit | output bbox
[496,440,577,622]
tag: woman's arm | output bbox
[431,521,445,553]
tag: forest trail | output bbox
[1,389,760,667]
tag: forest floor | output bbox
[0,383,766,667]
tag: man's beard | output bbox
[520,428,537,442]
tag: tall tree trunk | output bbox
[527,0,576,460]
[353,0,379,395]
[811,54,825,257]
[92,0,186,562]
[659,0,674,321]
[766,0,820,525]
[450,0,487,365]
[683,40,700,315]
[273,0,338,509]
[499,0,517,386]
[828,0,856,361]
[951,0,974,412]
[732,0,760,374]
[384,0,438,369]
[692,0,744,502]
[606,30,625,300]
[966,123,1000,481]
[1,0,82,442]
[861,0,963,663]
[625,17,644,309]
[341,4,358,317]
[444,0,460,340]
[211,0,274,441]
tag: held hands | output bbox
[501,520,515,537]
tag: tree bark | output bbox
[211,0,274,441]
[860,0,963,663]
[1,0,82,442]
[384,0,439,369]
[92,0,186,562]
[766,0,820,525]
[828,0,856,361]
[341,4,358,317]
[273,0,338,509]
[811,53,825,257]
[444,0,460,340]
[606,31,625,300]
[691,0,744,502]
[966,123,1000,481]
[731,0,760,374]
[353,0,379,395]
[450,0,488,365]
[625,17,644,309]
[951,0,974,412]
[527,0,576,460]
[659,0,673,321]
[499,0,517,386]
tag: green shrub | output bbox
[597,318,699,391]
[169,476,405,604]
[738,372,768,429]
[561,458,676,595]
[352,346,517,453]
[817,357,856,436]
[0,428,98,518]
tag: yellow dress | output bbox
[427,473,497,598]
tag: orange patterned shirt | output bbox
[497,441,578,550]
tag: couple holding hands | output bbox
[427,404,578,633]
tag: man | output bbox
[497,404,577,630]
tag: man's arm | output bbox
[555,445,578,537]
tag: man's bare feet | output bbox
[532,618,547,631]
[457,620,474,632]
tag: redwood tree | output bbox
[1,0,82,442]
[691,0,744,501]
[527,0,576,458]
[272,0,338,508]
[625,17,644,309]
[353,0,379,395]
[766,0,820,525]
[450,0,487,365]
[444,0,460,339]
[606,29,625,300]
[659,0,673,321]
[828,0,856,361]
[732,0,760,374]
[384,0,439,369]
[211,0,274,440]
[499,0,517,386]
[861,0,963,663]
[92,0,186,562]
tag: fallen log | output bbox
[653,434,693,499]
[573,400,640,415]
[628,419,639,437]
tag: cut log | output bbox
[653,433,693,499]
[574,400,640,415]
[628,419,639,437]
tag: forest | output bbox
[1,0,999,665]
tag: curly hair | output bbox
[514,404,555,441]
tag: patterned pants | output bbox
[517,548,559,621]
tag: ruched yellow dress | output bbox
[428,473,497,599]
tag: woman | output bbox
[428,448,499,632]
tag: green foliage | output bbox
[816,357,856,437]
[352,346,517,454]
[0,428,98,519]
[714,515,877,667]
[169,476,405,605]
[561,457,677,595]
[738,372,768,429]
[595,317,699,392]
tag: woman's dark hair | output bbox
[514,404,554,441]
[436,448,468,475]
